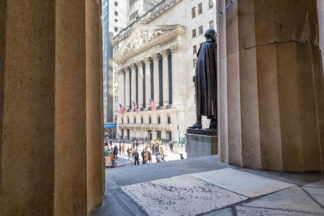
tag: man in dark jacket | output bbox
[190,29,217,130]
[134,150,139,165]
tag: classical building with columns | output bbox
[113,0,217,142]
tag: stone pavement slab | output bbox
[236,206,324,216]
[305,179,324,188]
[190,168,295,198]
[121,175,247,216]
[244,187,324,214]
[202,208,233,216]
[303,186,324,207]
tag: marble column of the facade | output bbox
[130,64,136,109]
[170,45,184,106]
[218,0,324,172]
[137,61,144,108]
[125,69,130,110]
[318,0,324,74]
[161,50,169,106]
[152,54,160,106]
[144,58,151,108]
[118,70,125,108]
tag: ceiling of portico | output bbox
[113,24,184,64]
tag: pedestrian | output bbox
[122,144,125,155]
[134,150,139,165]
[109,139,112,147]
[119,144,122,155]
[156,153,162,163]
[180,154,184,160]
[113,145,118,159]
[144,151,149,164]
[148,151,152,163]
[141,149,145,164]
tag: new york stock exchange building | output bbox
[113,0,216,142]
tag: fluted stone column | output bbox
[131,64,136,109]
[170,45,184,106]
[152,54,160,106]
[125,69,130,110]
[138,61,144,108]
[161,50,169,106]
[144,58,151,108]
[218,0,324,172]
[318,0,324,74]
[118,70,125,108]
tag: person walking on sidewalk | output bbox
[134,150,139,165]
[141,149,146,164]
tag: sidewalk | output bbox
[93,156,324,216]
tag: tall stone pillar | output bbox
[85,0,103,214]
[125,69,130,110]
[138,61,144,108]
[218,0,324,172]
[152,54,160,106]
[118,70,125,108]
[318,0,324,74]
[0,1,56,215]
[170,45,184,106]
[161,50,169,106]
[144,58,151,108]
[131,64,136,109]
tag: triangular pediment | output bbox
[114,24,184,63]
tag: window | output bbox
[149,117,152,124]
[134,117,136,124]
[127,117,129,124]
[158,117,161,124]
[198,3,202,14]
[193,59,197,68]
[193,45,197,54]
[168,116,171,124]
[114,27,118,32]
[141,117,143,124]
[114,18,118,23]
[114,11,118,16]
[209,20,214,29]
[114,1,118,6]
[122,118,124,124]
[192,7,196,18]
[199,25,203,35]
[209,0,213,8]
[192,29,196,38]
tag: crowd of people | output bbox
[104,139,185,166]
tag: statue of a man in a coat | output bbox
[189,29,217,130]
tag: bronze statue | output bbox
[190,29,217,130]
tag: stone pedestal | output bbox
[186,129,218,158]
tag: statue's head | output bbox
[204,29,216,41]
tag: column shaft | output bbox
[144,59,151,108]
[131,65,136,109]
[153,55,160,106]
[138,62,144,108]
[171,46,185,105]
[162,51,169,106]
[125,70,130,110]
[118,71,125,108]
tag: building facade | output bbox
[113,0,217,142]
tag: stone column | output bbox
[138,61,144,108]
[161,50,169,106]
[125,68,130,110]
[218,0,324,172]
[118,70,125,108]
[85,0,103,213]
[318,0,324,74]
[130,64,136,109]
[144,58,151,108]
[152,54,160,106]
[170,45,184,106]
[0,1,56,215]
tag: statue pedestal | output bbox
[185,129,218,158]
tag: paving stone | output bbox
[202,208,233,216]
[190,168,295,198]
[244,187,324,214]
[236,206,324,216]
[121,175,247,216]
[304,179,324,188]
[303,187,324,207]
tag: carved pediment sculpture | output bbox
[114,25,184,64]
